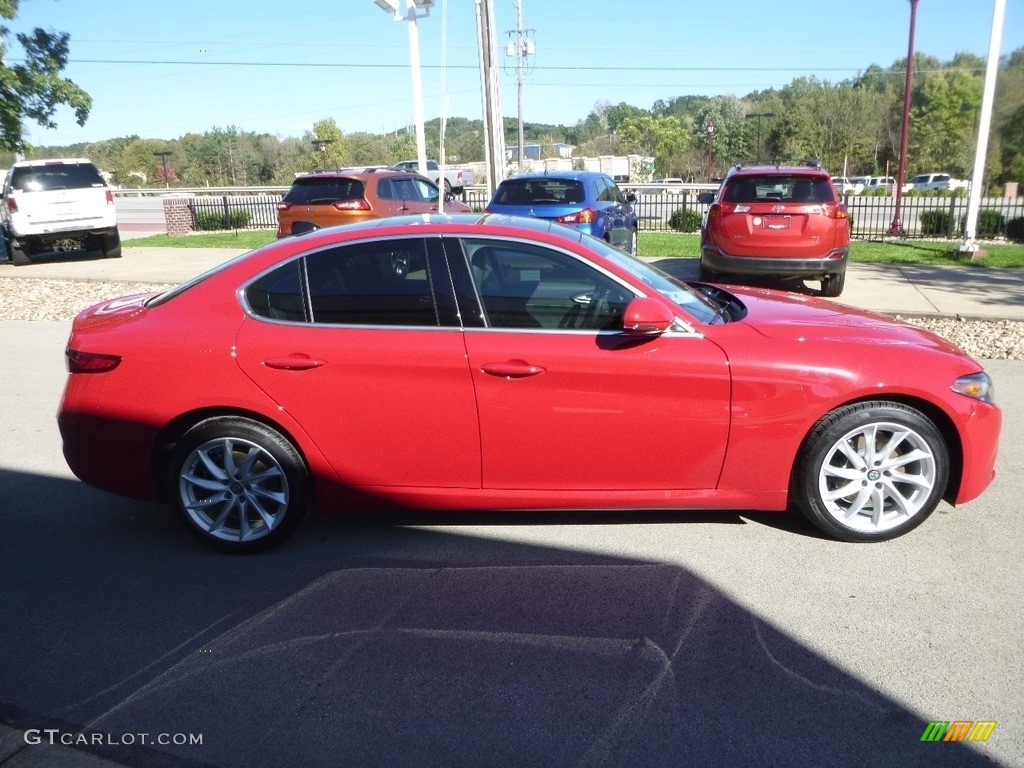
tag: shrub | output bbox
[919,210,954,236]
[959,209,1005,239]
[668,207,702,232]
[1006,217,1024,242]
[193,209,252,231]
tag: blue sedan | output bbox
[485,171,639,255]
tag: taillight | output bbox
[822,204,848,219]
[66,348,122,373]
[708,203,749,219]
[333,199,371,211]
[105,190,114,205]
[6,194,17,213]
[557,208,596,224]
[277,202,292,212]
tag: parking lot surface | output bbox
[0,317,1021,768]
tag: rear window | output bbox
[494,179,586,206]
[723,176,836,204]
[10,163,105,192]
[284,177,365,205]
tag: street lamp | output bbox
[745,112,773,161]
[374,0,433,176]
[706,121,715,182]
[153,150,172,188]
[888,0,920,237]
[311,138,335,169]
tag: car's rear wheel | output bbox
[794,401,949,542]
[168,417,309,553]
[821,271,845,297]
[100,229,122,259]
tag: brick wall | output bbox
[162,197,194,235]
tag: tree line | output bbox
[5,50,1023,191]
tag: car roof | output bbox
[290,169,426,184]
[726,163,832,179]
[498,170,611,183]
[11,158,96,168]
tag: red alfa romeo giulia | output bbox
[57,215,1001,552]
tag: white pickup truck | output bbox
[391,160,470,195]
[903,173,969,193]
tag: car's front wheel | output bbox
[793,401,949,542]
[168,417,309,552]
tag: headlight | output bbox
[951,372,994,403]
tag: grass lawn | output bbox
[125,229,1024,267]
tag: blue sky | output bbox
[7,0,1023,147]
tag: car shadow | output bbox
[0,468,983,768]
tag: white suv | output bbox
[1,158,120,266]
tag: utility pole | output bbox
[888,0,919,237]
[475,0,505,193]
[506,0,535,173]
[153,150,172,187]
[311,138,334,169]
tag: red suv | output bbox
[700,163,850,296]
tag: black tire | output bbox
[8,235,30,266]
[793,401,949,542]
[101,229,122,259]
[167,417,309,553]
[444,179,452,195]
[821,271,845,297]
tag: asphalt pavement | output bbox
[2,244,1022,768]
[4,244,1023,320]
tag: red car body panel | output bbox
[57,216,1000,523]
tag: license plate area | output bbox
[761,215,792,230]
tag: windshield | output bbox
[582,236,726,325]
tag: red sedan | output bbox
[58,215,1001,552]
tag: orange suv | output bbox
[276,168,470,238]
[700,163,850,296]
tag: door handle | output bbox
[263,354,325,371]
[481,360,545,378]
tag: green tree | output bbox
[0,0,92,151]
[617,114,690,177]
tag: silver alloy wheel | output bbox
[817,421,938,533]
[178,437,290,543]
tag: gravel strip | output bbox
[1,277,1022,360]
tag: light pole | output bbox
[311,138,334,169]
[374,0,433,176]
[745,112,773,161]
[706,121,715,182]
[888,0,919,237]
[153,150,172,187]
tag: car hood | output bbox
[726,285,968,357]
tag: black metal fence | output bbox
[189,195,281,231]
[178,188,1024,241]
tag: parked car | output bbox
[903,173,969,193]
[485,171,639,255]
[58,214,1000,552]
[865,176,896,193]
[391,159,469,195]
[0,158,120,266]
[276,169,469,238]
[831,177,863,196]
[640,178,685,195]
[699,162,850,296]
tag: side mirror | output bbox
[696,192,715,205]
[621,297,675,336]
